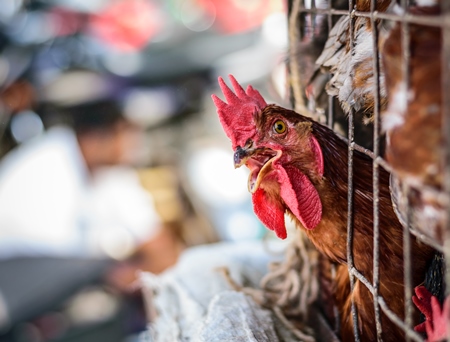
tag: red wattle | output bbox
[252,188,287,239]
[251,164,322,239]
[276,163,322,230]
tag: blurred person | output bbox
[0,99,156,259]
[0,73,187,341]
[0,71,183,277]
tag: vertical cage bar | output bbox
[347,96,360,342]
[327,0,333,42]
[370,0,382,340]
[288,0,305,114]
[327,0,334,130]
[441,0,450,307]
[402,183,413,342]
[328,95,334,129]
[347,0,360,340]
[400,1,413,339]
[311,0,316,37]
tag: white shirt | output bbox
[0,126,160,259]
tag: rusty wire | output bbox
[345,0,360,339]
[298,7,447,27]
[327,2,335,130]
[347,266,424,341]
[442,0,450,304]
[289,0,307,115]
[442,1,450,341]
[293,0,448,341]
[369,0,383,339]
[399,1,414,340]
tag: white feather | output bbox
[382,82,411,132]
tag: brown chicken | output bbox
[212,75,435,341]
[381,6,446,339]
[381,5,444,247]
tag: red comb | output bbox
[212,74,267,149]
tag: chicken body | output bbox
[304,0,396,151]
[310,0,393,118]
[382,5,444,247]
[212,75,434,341]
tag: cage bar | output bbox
[327,0,334,130]
[441,0,450,301]
[369,0,383,339]
[440,2,450,340]
[289,0,305,115]
[399,1,414,340]
[349,267,424,341]
[296,7,446,27]
[346,1,360,339]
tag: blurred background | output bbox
[0,0,289,341]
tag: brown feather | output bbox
[381,6,444,246]
[382,6,442,187]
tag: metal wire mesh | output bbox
[290,0,448,340]
[443,1,450,303]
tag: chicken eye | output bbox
[273,120,287,134]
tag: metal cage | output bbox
[288,0,449,341]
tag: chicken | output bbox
[381,8,446,337]
[212,75,435,341]
[381,5,444,247]
[309,0,394,118]
[413,286,450,341]
[303,0,397,150]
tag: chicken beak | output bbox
[233,146,251,168]
[233,145,281,193]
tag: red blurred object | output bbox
[89,0,163,52]
[49,7,83,37]
[197,0,281,34]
